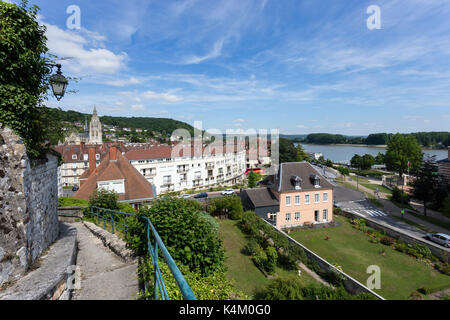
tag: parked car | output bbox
[333,200,340,208]
[425,233,450,248]
[178,194,191,199]
[221,189,235,196]
[71,185,79,192]
[194,192,208,199]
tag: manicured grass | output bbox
[289,216,450,300]
[218,219,319,297]
[361,183,392,195]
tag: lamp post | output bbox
[46,63,68,101]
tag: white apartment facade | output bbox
[125,145,247,194]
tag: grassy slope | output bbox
[290,216,450,300]
[218,219,318,298]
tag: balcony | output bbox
[177,167,189,173]
[206,163,215,169]
[144,172,156,177]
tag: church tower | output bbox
[89,106,103,144]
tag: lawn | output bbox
[289,216,450,300]
[361,183,392,195]
[218,218,319,298]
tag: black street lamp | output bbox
[46,63,68,101]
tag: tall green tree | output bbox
[384,134,423,177]
[0,1,63,158]
[279,138,298,163]
[248,171,258,188]
[412,155,439,216]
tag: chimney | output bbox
[110,145,117,161]
[80,141,85,153]
[88,146,96,176]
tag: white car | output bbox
[221,189,235,196]
[425,233,450,248]
[178,194,191,199]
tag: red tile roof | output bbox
[74,148,154,202]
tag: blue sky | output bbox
[22,0,450,135]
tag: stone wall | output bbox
[0,126,60,286]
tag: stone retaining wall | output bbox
[0,126,60,286]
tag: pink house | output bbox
[241,162,334,229]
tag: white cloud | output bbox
[296,124,308,129]
[104,77,141,87]
[131,104,146,111]
[141,90,184,103]
[42,20,127,74]
[234,118,246,123]
[183,38,225,64]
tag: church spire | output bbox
[93,105,97,116]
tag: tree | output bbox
[208,196,244,220]
[295,144,310,162]
[361,154,375,170]
[375,152,385,165]
[248,171,258,188]
[279,138,298,163]
[0,1,63,158]
[350,154,363,169]
[412,155,439,216]
[385,134,423,177]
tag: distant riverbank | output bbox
[295,143,447,163]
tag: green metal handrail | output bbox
[89,206,196,300]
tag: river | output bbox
[294,143,448,164]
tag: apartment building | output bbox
[241,162,334,230]
[125,143,247,194]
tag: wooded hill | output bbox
[47,107,195,136]
[289,132,450,149]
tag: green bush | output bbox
[412,244,432,259]
[277,253,298,270]
[126,197,224,276]
[242,239,261,256]
[138,258,247,300]
[380,236,395,246]
[418,283,450,295]
[207,196,243,220]
[435,263,450,276]
[264,246,278,274]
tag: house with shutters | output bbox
[240,162,334,230]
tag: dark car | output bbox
[72,185,79,192]
[194,192,208,199]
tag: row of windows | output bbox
[285,193,328,206]
[285,209,329,222]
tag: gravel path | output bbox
[71,223,138,300]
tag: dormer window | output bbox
[310,174,321,188]
[291,175,302,190]
[72,154,77,160]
